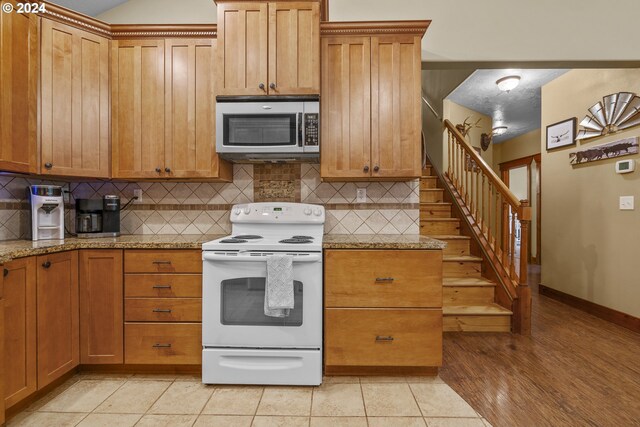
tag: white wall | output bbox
[97,0,640,62]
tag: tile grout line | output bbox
[252,387,266,426]
[133,377,176,424]
[194,381,217,426]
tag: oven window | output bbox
[221,277,303,326]
[223,114,297,146]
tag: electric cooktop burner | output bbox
[279,238,313,244]
[233,235,263,240]
[220,238,248,244]
[292,235,314,240]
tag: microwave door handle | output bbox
[298,112,303,147]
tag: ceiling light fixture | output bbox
[492,126,508,135]
[496,75,521,92]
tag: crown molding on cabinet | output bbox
[320,20,431,37]
[40,1,112,38]
[110,24,217,39]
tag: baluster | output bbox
[448,132,452,178]
[510,211,516,280]
[495,192,501,257]
[481,174,486,233]
[475,169,480,220]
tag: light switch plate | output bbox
[133,189,143,203]
[619,196,634,210]
[356,188,367,203]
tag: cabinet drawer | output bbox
[125,274,202,298]
[325,308,442,367]
[324,250,442,308]
[124,250,202,273]
[125,298,201,322]
[125,323,201,364]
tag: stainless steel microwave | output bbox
[216,96,320,161]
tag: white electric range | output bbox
[202,202,324,386]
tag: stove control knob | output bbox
[243,206,251,215]
[313,208,322,217]
[304,207,312,216]
[233,207,241,215]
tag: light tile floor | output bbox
[7,374,493,427]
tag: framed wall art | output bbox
[546,118,576,150]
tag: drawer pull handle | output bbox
[152,260,172,265]
[152,309,172,313]
[375,336,394,342]
[152,285,172,289]
[375,277,394,283]
[152,343,172,348]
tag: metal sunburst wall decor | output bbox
[577,92,640,140]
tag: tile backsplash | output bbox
[0,164,419,240]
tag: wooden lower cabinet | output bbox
[36,251,79,389]
[325,309,442,367]
[124,250,203,274]
[125,298,202,322]
[124,274,202,298]
[125,323,201,365]
[79,250,124,364]
[3,257,37,408]
[324,249,443,374]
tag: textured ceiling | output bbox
[50,0,128,17]
[447,69,568,143]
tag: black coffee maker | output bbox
[75,195,121,238]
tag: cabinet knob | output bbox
[259,83,265,91]
[373,165,380,172]
[42,261,51,269]
[165,167,171,173]
[44,162,53,169]
[155,167,162,173]
[269,82,276,90]
[363,165,370,173]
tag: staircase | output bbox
[420,163,513,332]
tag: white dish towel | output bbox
[264,255,295,318]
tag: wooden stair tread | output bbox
[420,202,452,206]
[443,277,496,287]
[421,188,443,191]
[428,235,469,240]
[443,255,482,262]
[444,304,512,316]
[420,218,459,222]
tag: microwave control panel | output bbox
[304,114,319,146]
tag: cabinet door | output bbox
[165,39,222,179]
[217,2,268,96]
[320,37,371,179]
[37,251,79,389]
[370,36,422,179]
[79,250,123,365]
[112,40,165,179]
[268,2,320,95]
[0,1,38,174]
[40,19,110,178]
[3,257,36,408]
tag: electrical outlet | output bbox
[356,188,367,203]
[133,189,143,203]
[619,196,634,210]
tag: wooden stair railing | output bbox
[443,119,532,335]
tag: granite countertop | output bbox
[0,234,445,263]
[322,234,446,250]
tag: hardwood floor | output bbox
[440,265,640,427]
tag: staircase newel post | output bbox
[513,200,532,335]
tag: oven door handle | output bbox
[203,253,322,263]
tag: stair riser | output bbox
[420,190,444,203]
[441,240,470,256]
[420,179,438,189]
[422,166,432,176]
[443,315,511,332]
[443,261,482,277]
[420,221,460,234]
[419,206,452,218]
[444,287,495,306]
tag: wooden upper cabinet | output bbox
[36,251,79,389]
[165,39,223,179]
[370,36,422,179]
[268,2,320,94]
[112,39,165,179]
[40,19,110,178]
[0,2,38,174]
[217,0,319,96]
[320,37,371,179]
[3,257,37,409]
[217,2,268,95]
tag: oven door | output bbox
[202,251,322,348]
[216,101,304,154]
